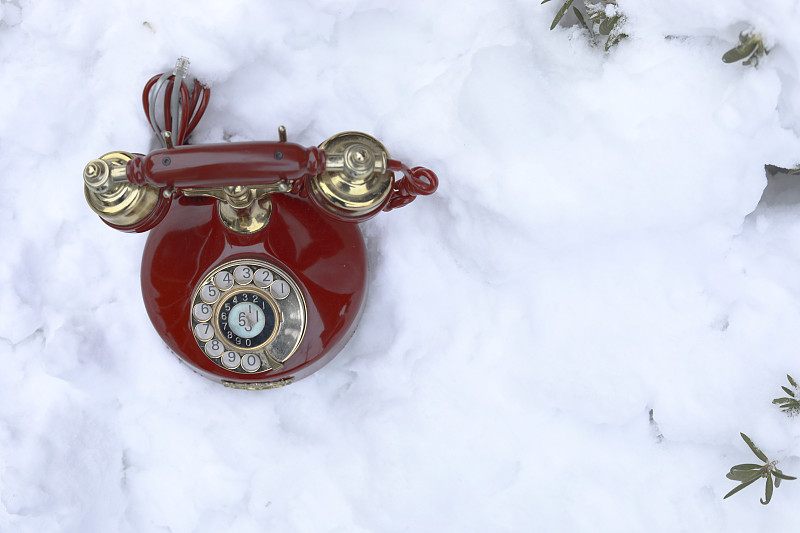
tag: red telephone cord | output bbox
[384,160,439,211]
[142,74,210,146]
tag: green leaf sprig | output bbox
[543,0,627,51]
[724,433,796,505]
[772,374,800,416]
[722,31,768,66]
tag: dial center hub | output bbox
[228,300,268,338]
[216,289,276,349]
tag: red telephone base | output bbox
[141,193,368,386]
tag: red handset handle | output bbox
[126,142,326,188]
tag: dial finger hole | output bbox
[270,280,291,300]
[221,351,241,369]
[193,302,212,321]
[194,322,214,341]
[205,339,224,357]
[241,353,261,372]
[200,284,220,303]
[234,266,253,284]
[214,270,234,290]
[254,268,274,288]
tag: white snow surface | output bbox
[2,0,800,531]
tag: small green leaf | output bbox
[729,464,764,471]
[773,398,796,405]
[588,12,605,23]
[722,39,759,63]
[741,433,769,463]
[573,7,589,30]
[724,475,761,499]
[761,473,774,505]
[788,375,798,388]
[774,396,800,415]
[773,471,797,481]
[599,14,619,36]
[541,0,552,4]
[782,386,795,397]
[550,0,575,30]
[727,469,765,482]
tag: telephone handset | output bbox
[83,59,438,389]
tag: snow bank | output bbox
[2,0,800,530]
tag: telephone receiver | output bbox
[83,58,438,389]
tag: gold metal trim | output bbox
[183,182,292,235]
[222,377,295,390]
[182,182,291,201]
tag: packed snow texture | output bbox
[2,0,800,531]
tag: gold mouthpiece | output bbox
[83,152,162,228]
[308,132,393,220]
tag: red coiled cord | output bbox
[384,159,439,211]
[142,73,210,146]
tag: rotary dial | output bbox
[190,259,306,375]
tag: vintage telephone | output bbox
[83,58,438,389]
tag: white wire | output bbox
[148,72,171,148]
[147,57,190,149]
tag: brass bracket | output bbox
[183,182,292,234]
[178,124,294,234]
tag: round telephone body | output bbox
[141,192,369,388]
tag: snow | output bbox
[2,0,800,531]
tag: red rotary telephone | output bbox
[83,58,438,389]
